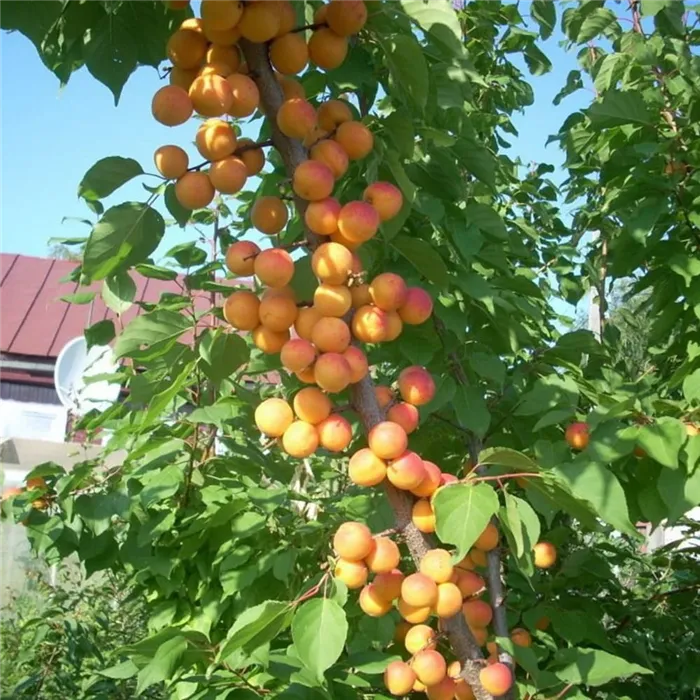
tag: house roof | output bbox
[0,253,230,360]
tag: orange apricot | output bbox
[281,339,316,374]
[455,571,484,598]
[352,304,388,343]
[384,311,403,342]
[308,27,348,70]
[475,522,499,552]
[310,139,349,179]
[167,29,208,69]
[330,228,362,251]
[388,451,427,490]
[398,366,436,406]
[363,181,403,221]
[411,649,446,687]
[335,121,373,160]
[348,448,387,487]
[236,138,265,175]
[359,583,393,617]
[314,352,352,393]
[462,599,493,628]
[351,283,372,309]
[277,97,317,140]
[399,287,434,325]
[565,421,590,450]
[305,197,341,236]
[441,473,459,486]
[200,0,243,30]
[369,273,408,311]
[209,156,247,194]
[435,582,463,618]
[411,460,441,498]
[238,1,280,42]
[397,598,432,624]
[223,290,260,330]
[311,242,353,284]
[412,499,435,533]
[259,295,298,332]
[169,66,198,91]
[154,145,189,179]
[226,240,260,276]
[251,196,289,235]
[374,569,404,603]
[342,346,369,383]
[334,558,368,589]
[469,548,488,568]
[374,385,394,409]
[254,397,293,437]
[317,99,354,132]
[282,420,319,458]
[293,160,335,201]
[479,663,513,696]
[405,624,436,655]
[275,0,297,34]
[175,171,215,209]
[366,536,400,574]
[401,573,438,607]
[311,317,351,353]
[534,541,557,569]
[277,73,306,100]
[227,73,260,117]
[206,43,241,72]
[314,283,352,317]
[254,248,295,287]
[536,616,551,631]
[326,0,367,35]
[196,118,237,161]
[202,22,240,45]
[337,201,380,243]
[317,414,353,452]
[511,627,532,647]
[294,306,323,341]
[189,74,233,117]
[152,85,193,126]
[368,421,407,460]
[252,326,290,354]
[270,32,309,75]
[420,549,454,584]
[426,677,457,700]
[470,626,488,647]
[334,521,374,560]
[384,660,417,697]
[293,387,332,424]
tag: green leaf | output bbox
[458,142,496,189]
[588,90,653,127]
[501,493,540,561]
[550,647,651,686]
[641,0,673,15]
[61,290,98,305]
[78,157,143,201]
[164,183,191,227]
[98,660,139,679]
[114,309,191,358]
[392,236,449,286]
[400,0,463,56]
[658,467,700,521]
[289,254,318,303]
[83,202,165,281]
[478,448,539,472]
[575,8,617,43]
[142,361,194,427]
[218,601,293,660]
[385,34,428,108]
[453,385,490,438]
[135,263,179,281]
[469,352,505,386]
[637,418,687,469]
[515,375,578,416]
[383,112,415,159]
[85,319,116,349]
[594,53,629,93]
[434,483,499,561]
[531,0,556,39]
[292,598,348,681]
[464,203,506,239]
[136,635,187,694]
[167,241,208,268]
[533,408,576,432]
[199,330,249,383]
[102,271,136,314]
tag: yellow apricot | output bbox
[254,397,293,437]
[223,290,260,330]
[293,387,332,425]
[282,420,319,458]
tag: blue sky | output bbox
[0,17,591,260]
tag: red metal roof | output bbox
[0,254,232,360]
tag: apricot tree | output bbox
[2,1,700,699]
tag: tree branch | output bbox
[239,36,493,700]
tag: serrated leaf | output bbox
[478,448,539,472]
[218,601,293,661]
[434,483,499,561]
[588,90,653,127]
[392,236,449,286]
[550,647,651,686]
[136,635,187,694]
[292,598,348,681]
[102,271,136,314]
[464,203,506,239]
[199,330,250,383]
[114,309,190,358]
[78,156,143,201]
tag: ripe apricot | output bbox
[420,549,453,584]
[412,499,435,533]
[303,125,330,149]
[152,85,193,126]
[408,460,440,498]
[201,0,243,30]
[166,0,190,10]
[369,273,408,311]
[226,240,260,276]
[270,32,309,75]
[479,663,513,696]
[399,287,434,325]
[434,582,462,618]
[167,29,208,69]
[384,311,403,342]
[397,598,431,624]
[314,283,351,317]
[236,138,265,175]
[374,385,394,409]
[305,197,341,236]
[317,99,353,132]
[475,522,499,552]
[534,541,557,569]
[206,43,241,72]
[311,317,351,353]
[190,74,234,117]
[366,536,400,574]
[330,228,362,251]
[199,62,232,78]
[254,248,295,287]
[293,387,331,424]
[342,346,368,383]
[202,22,240,45]
[314,3,328,24]
[255,397,293,437]
[384,660,417,697]
[352,304,388,343]
[276,0,297,34]
[308,27,348,70]
[334,521,374,560]
[294,306,323,341]
[387,451,426,490]
[426,677,457,700]
[469,548,487,568]
[293,160,334,201]
[196,118,237,161]
[326,0,368,35]
[337,201,379,243]
[398,366,435,406]
[281,339,316,374]
[350,284,371,310]
[209,156,247,194]
[454,680,476,700]
[251,196,288,235]
[401,573,438,608]
[565,421,589,450]
[535,616,551,631]
[455,571,484,598]
[334,557,367,589]
[238,1,280,42]
[348,448,387,487]
[335,121,373,160]
[412,649,446,687]
[262,283,296,302]
[317,414,352,452]
[405,624,436,654]
[296,367,316,385]
[312,242,353,284]
[314,352,352,393]
[169,66,198,91]
[259,295,298,332]
[374,569,404,601]
[277,97,317,140]
[154,145,189,179]
[470,625,488,647]
[363,181,403,221]
[368,421,407,460]
[175,171,215,209]
[227,74,260,117]
[310,139,349,179]
[277,74,306,100]
[441,473,459,486]
[282,420,319,458]
[223,290,260,330]
[511,627,532,647]
[360,584,392,616]
[252,326,290,354]
[462,599,493,628]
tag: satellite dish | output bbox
[53,337,120,415]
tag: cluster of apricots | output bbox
[1,477,49,518]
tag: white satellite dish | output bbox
[53,337,120,415]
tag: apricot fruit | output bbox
[426,677,457,700]
[252,326,290,354]
[384,311,403,342]
[565,421,589,450]
[238,1,280,42]
[317,414,352,452]
[479,663,513,696]
[420,549,454,584]
[335,121,373,160]
[167,29,208,69]
[308,27,348,71]
[334,521,374,560]
[275,0,296,34]
[535,616,551,631]
[152,85,193,126]
[292,387,330,425]
[511,627,532,647]
[399,287,434,325]
[441,473,459,486]
[154,145,189,180]
[401,573,438,608]
[363,181,403,221]
[189,74,233,117]
[326,0,367,35]
[311,317,351,353]
[195,118,236,162]
[337,201,379,243]
[475,522,499,552]
[398,366,436,406]
[384,660,417,697]
[277,74,306,101]
[412,649,446,687]
[255,397,293,437]
[387,451,427,490]
[314,283,351,317]
[405,624,436,654]
[369,273,407,311]
[330,228,362,251]
[209,156,247,194]
[462,599,493,628]
[282,420,319,458]
[455,571,484,598]
[236,138,265,175]
[374,385,394,409]
[281,339,316,374]
[348,448,387,487]
[270,32,309,75]
[227,74,260,117]
[397,598,432,624]
[310,139,349,179]
[334,558,368,589]
[351,283,372,309]
[169,66,198,91]
[534,541,557,569]
[206,43,241,73]
[294,306,323,341]
[277,97,317,140]
[202,22,240,45]
[254,248,295,287]
[352,305,388,343]
[223,290,260,330]
[312,242,353,284]
[259,295,298,333]
[412,499,435,533]
[368,421,407,460]
[343,346,369,383]
[251,196,288,235]
[411,460,441,498]
[469,548,487,568]
[366,536,400,574]
[374,569,404,601]
[359,583,392,616]
[175,171,215,209]
[293,160,334,201]
[317,99,354,132]
[201,0,243,30]
[304,197,341,236]
[435,582,462,618]
[226,240,260,276]
[314,352,352,393]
